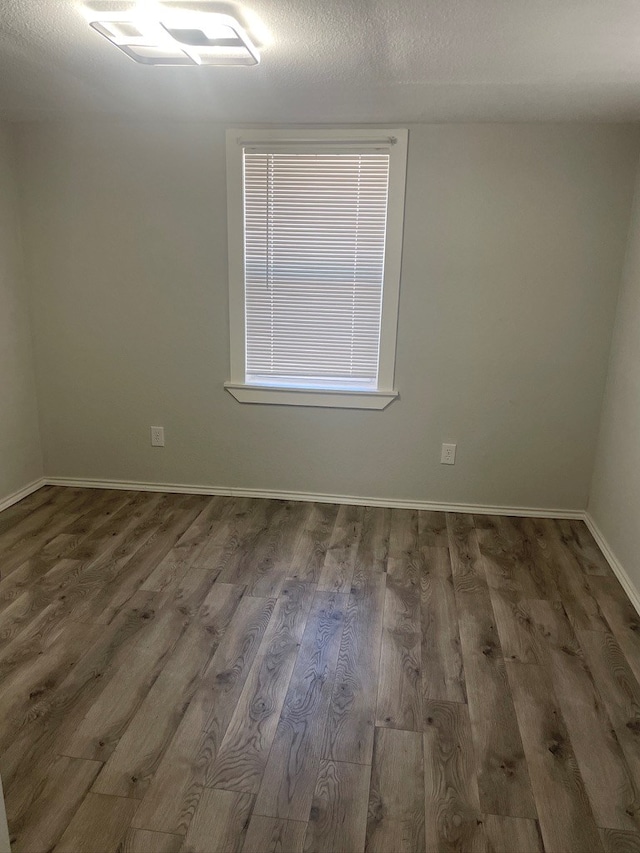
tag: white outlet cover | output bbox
[441,443,456,464]
[151,426,165,447]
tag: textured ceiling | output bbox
[2,0,640,121]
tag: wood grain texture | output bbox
[423,699,485,853]
[0,490,134,615]
[305,759,370,853]
[530,599,640,832]
[7,494,169,645]
[476,515,559,601]
[6,755,102,853]
[0,616,102,743]
[448,513,536,819]
[483,814,544,853]
[376,572,422,731]
[0,593,162,786]
[366,727,424,853]
[254,591,346,820]
[206,579,315,794]
[418,510,449,547]
[557,519,612,577]
[216,500,301,597]
[0,493,158,647]
[244,501,311,598]
[599,827,640,852]
[181,788,253,853]
[577,628,640,791]
[0,590,163,803]
[2,487,640,853]
[289,503,340,584]
[588,576,640,683]
[0,488,88,577]
[376,509,422,731]
[122,828,184,853]
[78,496,205,624]
[141,495,229,592]
[243,816,307,853]
[507,660,603,853]
[0,486,54,537]
[61,598,191,761]
[489,589,546,665]
[53,792,138,853]
[317,504,363,594]
[92,581,245,798]
[532,518,608,631]
[131,593,276,835]
[323,571,385,764]
[356,506,390,575]
[421,546,466,704]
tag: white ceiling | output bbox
[2,0,640,122]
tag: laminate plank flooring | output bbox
[53,792,138,853]
[305,760,370,853]
[2,488,640,852]
[92,581,245,798]
[182,788,253,853]
[131,594,276,836]
[322,570,385,765]
[254,591,346,820]
[448,514,536,820]
[123,828,184,853]
[483,814,544,852]
[205,579,315,794]
[423,699,484,852]
[376,509,422,731]
[243,816,307,853]
[420,547,466,704]
[7,755,102,853]
[366,727,425,852]
[506,661,603,852]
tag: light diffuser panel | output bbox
[89,11,260,66]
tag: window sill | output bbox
[224,382,398,410]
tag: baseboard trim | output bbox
[43,476,585,519]
[584,512,640,617]
[0,477,47,514]
[6,474,639,618]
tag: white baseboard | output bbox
[0,476,46,514]
[43,476,585,519]
[584,512,640,617]
[6,475,639,616]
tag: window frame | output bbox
[224,127,408,409]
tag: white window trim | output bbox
[225,127,408,410]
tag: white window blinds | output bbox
[242,149,391,390]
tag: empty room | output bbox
[2,1,640,852]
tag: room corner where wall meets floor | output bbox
[3,5,640,851]
[587,145,640,619]
[37,475,640,618]
[2,118,640,619]
[0,122,43,504]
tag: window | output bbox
[225,128,408,409]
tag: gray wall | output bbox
[590,153,640,585]
[0,122,42,503]
[17,121,639,509]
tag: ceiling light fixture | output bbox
[89,11,260,66]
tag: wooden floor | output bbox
[0,488,640,852]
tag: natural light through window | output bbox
[225,129,408,409]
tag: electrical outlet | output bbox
[441,443,456,465]
[150,426,165,447]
